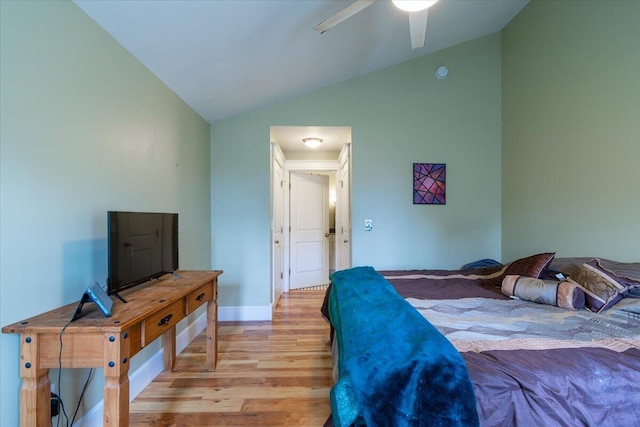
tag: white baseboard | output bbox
[76,312,207,426]
[75,305,271,426]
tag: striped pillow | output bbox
[572,259,640,313]
[501,275,585,310]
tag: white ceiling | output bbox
[271,126,352,153]
[74,0,528,126]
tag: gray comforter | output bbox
[381,263,640,427]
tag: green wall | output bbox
[212,34,503,307]
[501,0,640,262]
[0,1,211,425]
[8,1,637,424]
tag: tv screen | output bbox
[107,211,178,296]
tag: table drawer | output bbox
[127,324,142,356]
[186,282,212,314]
[142,299,184,346]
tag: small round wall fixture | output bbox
[436,66,449,79]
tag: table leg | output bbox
[103,332,130,426]
[206,296,218,371]
[163,326,176,371]
[19,333,50,427]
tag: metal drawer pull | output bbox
[196,292,206,301]
[158,314,173,327]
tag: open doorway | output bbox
[270,126,352,310]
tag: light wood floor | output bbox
[130,290,333,426]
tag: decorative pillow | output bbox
[549,257,640,281]
[487,252,556,287]
[461,258,502,270]
[571,259,640,313]
[502,275,585,310]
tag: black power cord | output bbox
[54,314,95,426]
[70,368,94,425]
[55,320,72,427]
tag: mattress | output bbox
[324,258,640,426]
[382,268,640,426]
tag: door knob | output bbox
[325,233,330,238]
[344,240,349,244]
[274,240,280,244]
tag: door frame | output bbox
[283,160,338,293]
[336,143,352,271]
[270,142,286,311]
[270,142,352,302]
[279,156,351,293]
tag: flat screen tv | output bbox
[107,211,178,299]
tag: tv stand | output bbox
[113,292,128,303]
[2,270,222,427]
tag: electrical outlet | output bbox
[364,219,372,231]
[50,382,59,418]
[51,393,60,418]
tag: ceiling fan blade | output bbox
[314,0,377,34]
[409,9,429,49]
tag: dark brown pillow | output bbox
[505,252,556,276]
[487,252,556,287]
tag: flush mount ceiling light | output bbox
[392,0,439,12]
[303,137,323,148]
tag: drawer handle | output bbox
[196,292,206,301]
[158,314,173,327]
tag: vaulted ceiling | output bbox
[75,0,528,126]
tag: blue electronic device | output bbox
[71,282,113,321]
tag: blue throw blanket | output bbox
[328,267,479,427]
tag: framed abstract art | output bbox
[413,163,446,205]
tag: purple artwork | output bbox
[413,163,446,205]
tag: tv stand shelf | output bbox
[2,270,222,427]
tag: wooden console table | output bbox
[2,270,222,427]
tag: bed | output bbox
[322,254,640,427]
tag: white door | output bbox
[290,172,330,289]
[337,145,351,270]
[271,143,285,307]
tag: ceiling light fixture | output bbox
[392,0,439,12]
[303,137,323,149]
